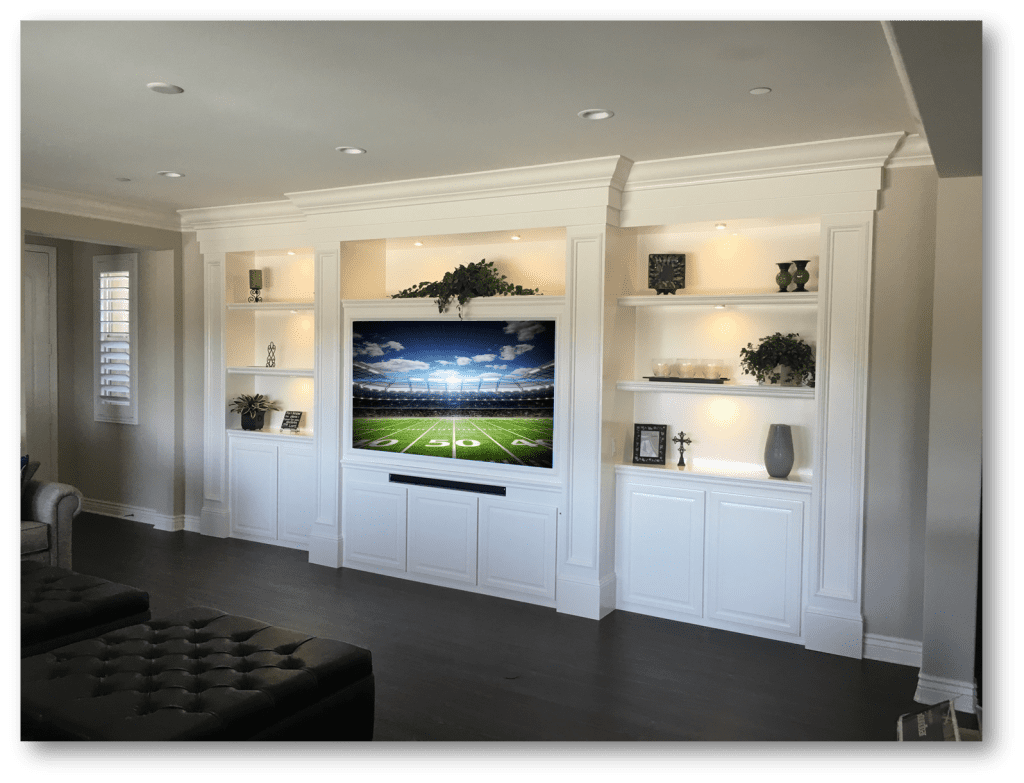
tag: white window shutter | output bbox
[94,254,139,424]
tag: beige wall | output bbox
[920,175,982,685]
[22,210,199,523]
[862,166,939,643]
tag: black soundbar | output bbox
[388,473,506,496]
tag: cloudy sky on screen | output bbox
[352,320,554,381]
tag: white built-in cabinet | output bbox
[616,466,809,641]
[342,470,558,606]
[189,137,894,657]
[228,432,316,548]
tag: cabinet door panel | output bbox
[230,440,279,541]
[478,498,557,599]
[277,444,316,545]
[617,482,705,616]
[706,492,803,634]
[407,487,478,584]
[343,481,407,572]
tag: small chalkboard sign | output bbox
[281,411,303,431]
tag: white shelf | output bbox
[617,380,814,399]
[227,366,314,378]
[227,301,315,311]
[227,428,314,441]
[615,462,813,495]
[619,292,818,307]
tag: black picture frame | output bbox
[632,423,667,464]
[281,410,303,431]
[648,254,686,294]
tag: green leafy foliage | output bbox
[739,332,816,387]
[229,393,282,416]
[390,259,539,317]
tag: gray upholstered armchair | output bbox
[21,479,83,571]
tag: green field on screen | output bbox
[352,417,553,468]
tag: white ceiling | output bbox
[21,20,923,215]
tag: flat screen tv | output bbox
[351,319,555,468]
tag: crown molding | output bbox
[624,133,907,192]
[21,185,183,233]
[177,200,306,231]
[885,133,935,169]
[285,156,633,216]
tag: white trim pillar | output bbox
[803,212,875,657]
[307,242,343,567]
[557,224,616,619]
[200,251,230,537]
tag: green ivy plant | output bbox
[229,393,281,417]
[391,259,539,318]
[739,332,816,387]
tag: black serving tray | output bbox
[644,376,729,384]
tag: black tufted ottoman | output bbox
[22,561,152,658]
[21,606,375,741]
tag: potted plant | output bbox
[739,332,816,387]
[391,258,539,318]
[230,393,281,431]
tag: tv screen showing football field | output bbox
[352,320,554,469]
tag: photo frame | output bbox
[632,423,667,464]
[648,254,686,294]
[281,410,303,431]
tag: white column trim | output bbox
[201,252,228,531]
[803,212,874,657]
[309,242,342,568]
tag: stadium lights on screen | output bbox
[352,319,555,468]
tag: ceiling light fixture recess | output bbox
[336,146,367,154]
[511,235,521,241]
[578,109,614,120]
[147,82,184,94]
[414,242,423,247]
[749,87,772,95]
[157,171,184,178]
[715,223,727,230]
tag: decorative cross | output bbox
[672,431,692,467]
[266,341,276,368]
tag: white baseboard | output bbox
[915,672,977,713]
[556,573,616,620]
[803,606,864,658]
[307,531,343,568]
[863,633,923,667]
[82,497,184,532]
[182,514,203,533]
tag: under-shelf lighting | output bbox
[414,241,423,247]
[715,223,727,230]
[714,305,726,310]
[511,235,521,241]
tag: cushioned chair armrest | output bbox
[22,480,83,571]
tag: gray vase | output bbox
[764,424,794,479]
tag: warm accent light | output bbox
[715,223,727,230]
[578,109,614,120]
[336,146,366,154]
[414,242,423,247]
[511,235,521,241]
[157,171,184,178]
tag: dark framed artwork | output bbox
[648,254,686,295]
[281,410,303,431]
[632,423,667,464]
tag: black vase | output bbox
[775,262,792,293]
[792,260,810,292]
[240,411,266,431]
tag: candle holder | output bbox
[249,269,263,303]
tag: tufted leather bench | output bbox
[22,561,151,658]
[21,606,375,741]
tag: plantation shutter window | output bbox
[94,254,139,424]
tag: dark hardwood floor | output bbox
[71,511,928,742]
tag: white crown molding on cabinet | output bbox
[22,184,184,234]
[178,199,306,232]
[885,133,936,169]
[624,133,907,193]
[284,156,634,216]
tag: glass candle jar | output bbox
[651,359,672,377]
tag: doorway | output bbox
[22,244,58,482]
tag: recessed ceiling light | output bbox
[511,235,521,241]
[115,177,131,182]
[714,305,726,310]
[287,251,296,255]
[749,87,772,95]
[147,82,184,94]
[336,146,367,155]
[414,242,423,247]
[578,109,614,120]
[157,171,184,178]
[715,223,727,230]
